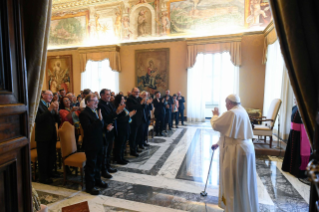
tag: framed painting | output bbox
[49,11,89,47]
[135,48,169,96]
[46,55,73,94]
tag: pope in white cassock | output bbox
[211,94,259,212]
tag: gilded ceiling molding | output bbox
[77,45,120,54]
[186,34,244,45]
[52,0,120,10]
[263,21,275,37]
[120,38,185,46]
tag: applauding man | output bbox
[79,94,109,195]
[35,90,60,184]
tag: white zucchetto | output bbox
[227,94,241,103]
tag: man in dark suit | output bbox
[177,91,185,125]
[153,91,166,136]
[79,94,110,195]
[98,89,125,179]
[137,91,153,149]
[35,90,60,184]
[162,90,173,131]
[126,87,147,156]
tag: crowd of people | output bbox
[35,87,185,195]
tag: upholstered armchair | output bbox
[58,122,86,189]
[252,98,282,148]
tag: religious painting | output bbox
[49,11,89,47]
[245,0,272,28]
[135,48,169,95]
[170,0,244,36]
[46,55,73,93]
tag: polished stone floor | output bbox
[33,121,310,212]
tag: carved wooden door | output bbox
[0,0,32,211]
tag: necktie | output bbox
[94,110,99,118]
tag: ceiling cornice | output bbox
[52,0,120,10]
[263,21,275,37]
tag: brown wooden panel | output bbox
[0,115,21,143]
[0,0,32,211]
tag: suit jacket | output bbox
[152,98,166,117]
[35,100,59,142]
[98,99,118,141]
[145,103,153,121]
[126,95,146,126]
[178,96,185,110]
[116,110,131,136]
[79,107,104,151]
[162,95,173,111]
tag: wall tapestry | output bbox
[46,55,73,93]
[135,48,169,95]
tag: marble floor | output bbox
[33,121,310,212]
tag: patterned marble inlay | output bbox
[115,129,187,175]
[101,180,222,212]
[256,156,309,212]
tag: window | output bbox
[81,59,119,94]
[187,52,239,122]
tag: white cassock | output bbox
[211,105,259,212]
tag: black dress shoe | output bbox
[117,160,128,165]
[95,181,108,188]
[139,145,145,149]
[108,167,117,173]
[123,158,130,163]
[136,149,142,153]
[176,126,178,128]
[130,152,139,157]
[39,178,53,184]
[169,128,172,130]
[144,143,150,147]
[160,133,165,136]
[155,133,159,136]
[101,171,113,179]
[86,187,100,195]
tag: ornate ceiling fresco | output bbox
[49,0,272,49]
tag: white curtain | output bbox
[81,59,119,94]
[187,52,239,122]
[263,40,293,140]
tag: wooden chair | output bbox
[252,98,282,148]
[30,125,38,181]
[55,123,62,171]
[58,122,86,189]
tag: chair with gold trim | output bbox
[252,98,282,148]
[30,125,38,181]
[58,122,86,188]
[55,123,62,172]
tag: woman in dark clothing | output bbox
[152,91,166,136]
[114,94,136,165]
[282,100,311,178]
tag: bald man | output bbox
[126,87,147,157]
[211,94,258,212]
[35,90,60,184]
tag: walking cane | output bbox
[200,149,215,196]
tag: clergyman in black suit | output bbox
[98,89,125,179]
[162,90,173,131]
[35,90,60,184]
[153,91,166,136]
[79,94,110,195]
[177,91,185,125]
[126,87,147,157]
[143,92,153,147]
